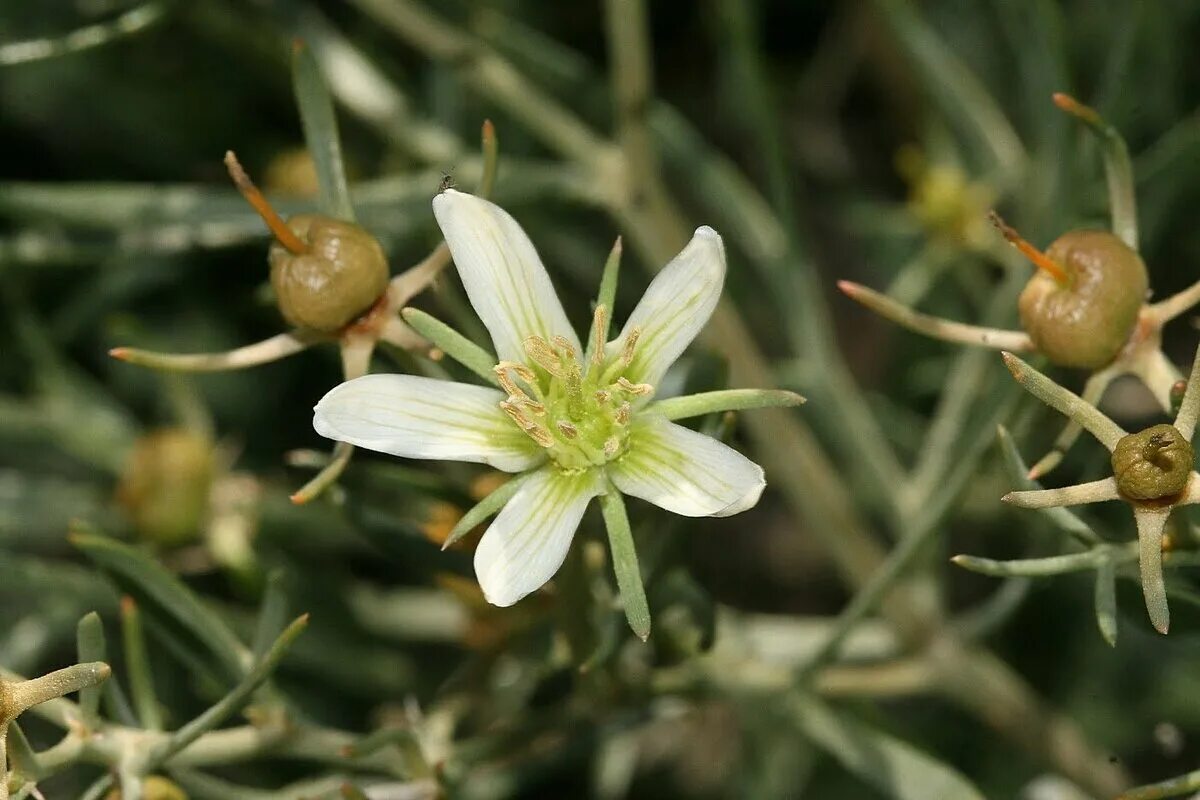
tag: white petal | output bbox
[610,415,764,517]
[608,226,725,387]
[313,373,543,473]
[474,466,602,607]
[432,190,580,363]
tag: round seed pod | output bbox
[268,214,389,333]
[1111,423,1194,500]
[1017,230,1147,369]
[116,429,214,547]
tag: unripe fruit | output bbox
[1017,230,1147,369]
[1112,423,1193,500]
[117,429,214,547]
[268,214,389,333]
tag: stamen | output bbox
[590,305,608,365]
[517,397,546,416]
[620,327,642,366]
[594,390,611,404]
[500,400,554,447]
[524,336,562,376]
[988,211,1069,286]
[224,151,308,255]
[615,402,631,425]
[616,377,654,396]
[604,436,621,458]
[557,421,579,439]
[510,363,537,383]
[493,364,521,397]
[552,335,577,360]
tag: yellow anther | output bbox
[590,305,608,365]
[594,390,611,404]
[604,436,621,458]
[517,398,546,416]
[616,377,653,396]
[552,335,577,360]
[620,327,642,365]
[493,365,522,398]
[556,421,579,439]
[523,336,561,376]
[615,402,631,425]
[510,363,537,383]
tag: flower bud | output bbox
[116,429,214,547]
[1112,423,1193,500]
[1017,229,1147,369]
[268,214,389,332]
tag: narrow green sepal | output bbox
[443,472,529,550]
[401,307,499,386]
[648,388,805,421]
[600,487,651,641]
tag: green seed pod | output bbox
[1017,229,1148,369]
[116,429,214,547]
[268,214,389,333]
[1111,423,1194,500]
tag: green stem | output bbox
[648,389,805,421]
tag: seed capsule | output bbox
[268,214,389,332]
[1112,423,1194,500]
[116,429,215,547]
[1017,229,1147,369]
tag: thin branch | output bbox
[839,281,1034,351]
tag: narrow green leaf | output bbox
[1053,93,1138,250]
[121,597,162,730]
[789,692,987,800]
[152,615,309,767]
[252,571,290,661]
[599,488,651,641]
[951,547,1123,577]
[1095,559,1119,647]
[401,307,499,386]
[292,40,355,221]
[71,531,248,682]
[649,389,805,421]
[443,472,529,550]
[10,662,111,713]
[1001,353,1127,450]
[76,612,106,726]
[996,426,1102,546]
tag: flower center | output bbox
[495,308,652,471]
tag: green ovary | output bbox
[1112,423,1194,500]
[496,331,652,471]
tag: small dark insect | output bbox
[438,172,457,193]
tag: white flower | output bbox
[312,190,801,611]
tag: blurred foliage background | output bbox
[5,0,1200,798]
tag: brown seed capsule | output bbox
[1111,423,1194,500]
[116,429,214,547]
[268,214,390,332]
[1017,229,1148,369]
